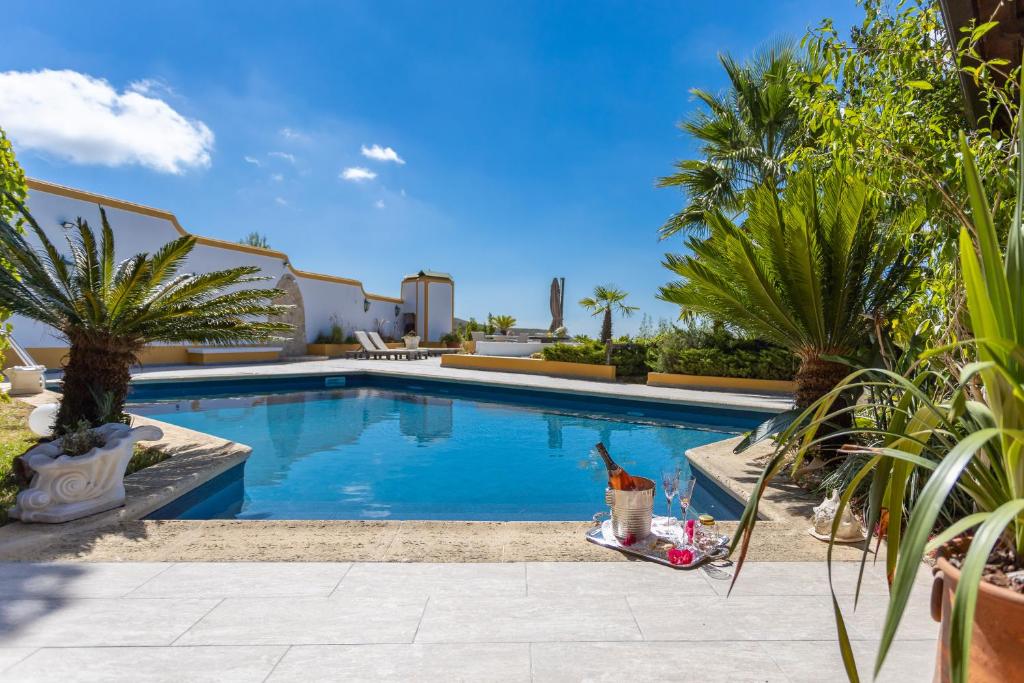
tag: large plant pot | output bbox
[404,336,420,349]
[9,423,163,523]
[931,550,1024,682]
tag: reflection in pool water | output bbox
[132,386,747,521]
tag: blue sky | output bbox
[2,1,861,336]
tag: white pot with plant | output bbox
[10,420,163,523]
[403,332,420,349]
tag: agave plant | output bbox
[660,167,925,408]
[729,132,1024,682]
[0,199,290,432]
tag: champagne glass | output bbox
[661,468,680,521]
[678,475,697,522]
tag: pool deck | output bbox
[125,356,793,414]
[0,361,939,680]
[0,559,937,681]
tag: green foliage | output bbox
[657,40,813,239]
[541,339,605,365]
[653,324,798,380]
[0,200,291,429]
[59,420,105,456]
[490,314,516,334]
[608,341,654,378]
[0,399,37,525]
[238,231,272,249]
[314,315,347,344]
[730,130,1024,683]
[660,166,925,405]
[439,332,461,345]
[0,127,27,385]
[579,284,637,344]
[793,0,1020,344]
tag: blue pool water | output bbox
[128,375,761,521]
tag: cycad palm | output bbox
[579,285,637,344]
[659,168,924,407]
[658,41,809,240]
[0,200,290,431]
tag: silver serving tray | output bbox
[585,518,729,569]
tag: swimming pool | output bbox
[128,374,765,521]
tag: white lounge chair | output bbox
[352,331,424,360]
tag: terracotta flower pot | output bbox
[931,547,1024,682]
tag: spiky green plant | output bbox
[659,167,925,408]
[729,131,1024,682]
[490,314,516,335]
[0,199,290,432]
[579,285,637,345]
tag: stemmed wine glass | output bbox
[661,468,680,521]
[678,475,697,522]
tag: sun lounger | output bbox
[351,331,425,360]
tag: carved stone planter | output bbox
[404,336,420,349]
[9,423,163,523]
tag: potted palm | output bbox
[490,314,516,336]
[0,200,289,522]
[729,136,1024,682]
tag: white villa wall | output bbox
[425,281,453,343]
[9,180,453,366]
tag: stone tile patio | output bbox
[0,560,937,682]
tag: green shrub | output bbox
[541,339,605,364]
[653,324,798,380]
[610,341,655,377]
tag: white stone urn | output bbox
[9,423,163,523]
[404,335,420,349]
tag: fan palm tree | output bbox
[657,41,810,240]
[0,200,291,432]
[490,314,516,335]
[579,286,638,344]
[659,168,924,407]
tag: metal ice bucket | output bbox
[604,476,655,543]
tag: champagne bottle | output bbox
[595,443,638,490]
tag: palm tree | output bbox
[0,200,291,432]
[579,286,637,344]
[657,41,810,240]
[659,168,924,407]
[490,314,516,335]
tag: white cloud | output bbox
[275,197,289,206]
[280,127,308,141]
[244,155,262,166]
[271,173,284,182]
[268,151,296,164]
[128,78,175,97]
[0,69,213,174]
[361,143,405,164]
[374,199,386,209]
[341,166,377,182]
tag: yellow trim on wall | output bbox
[441,354,616,381]
[26,178,404,303]
[186,349,281,365]
[19,346,192,371]
[646,372,796,394]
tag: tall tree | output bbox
[659,168,924,407]
[0,202,291,431]
[0,128,27,376]
[579,285,637,344]
[657,41,810,239]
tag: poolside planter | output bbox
[931,540,1024,682]
[307,343,361,358]
[10,423,164,523]
[441,354,616,381]
[404,335,421,349]
[647,372,796,394]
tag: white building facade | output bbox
[9,179,454,369]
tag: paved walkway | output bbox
[0,560,937,682]
[126,356,792,414]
